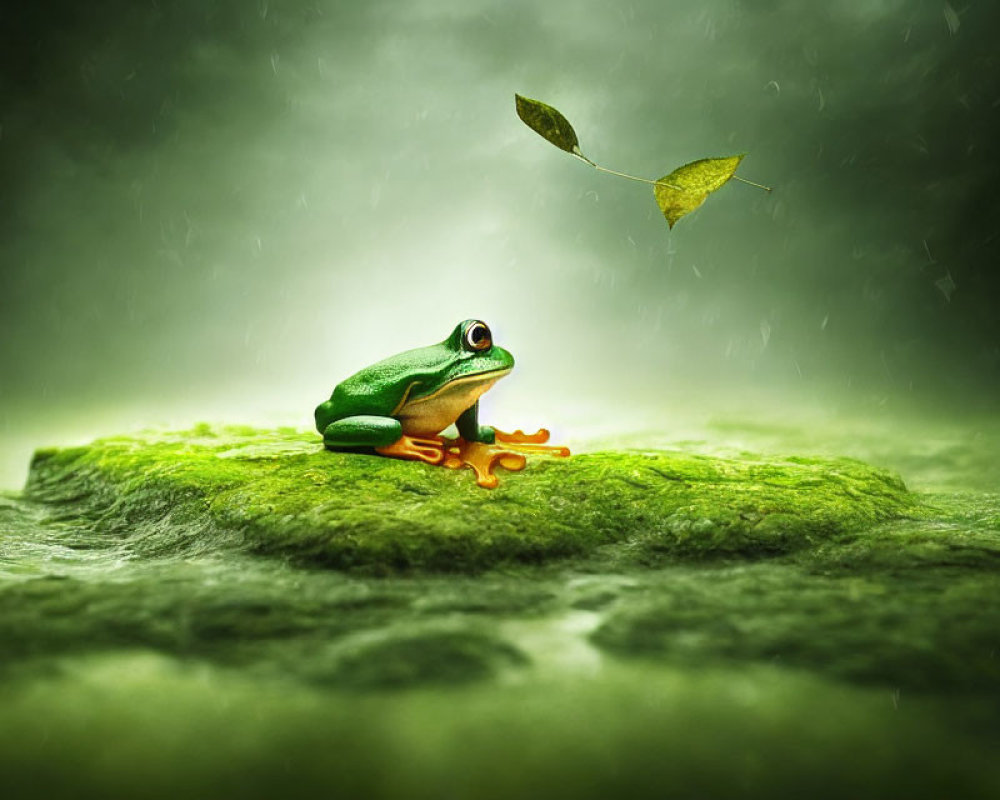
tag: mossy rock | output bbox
[24,426,916,572]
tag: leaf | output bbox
[653,155,745,229]
[515,94,582,156]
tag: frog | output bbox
[314,319,568,487]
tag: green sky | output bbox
[1,0,998,486]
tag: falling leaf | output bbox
[515,94,582,156]
[653,155,745,228]
[513,95,768,228]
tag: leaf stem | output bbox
[731,174,772,192]
[573,151,681,190]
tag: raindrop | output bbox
[922,240,936,265]
[934,272,956,302]
[943,2,960,35]
[760,321,771,349]
[880,351,893,381]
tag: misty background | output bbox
[1,0,998,488]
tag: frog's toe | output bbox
[440,440,527,488]
[506,443,571,457]
[494,427,551,445]
[470,448,526,488]
[493,428,570,458]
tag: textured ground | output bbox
[1,423,998,799]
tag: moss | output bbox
[0,562,413,674]
[3,426,1000,798]
[0,653,997,800]
[23,426,916,571]
[324,626,528,689]
[589,561,1000,691]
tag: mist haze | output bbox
[2,0,999,487]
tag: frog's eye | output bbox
[464,321,492,352]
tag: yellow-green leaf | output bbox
[653,155,745,229]
[515,94,582,156]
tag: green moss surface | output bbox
[591,560,1000,691]
[4,424,999,799]
[24,425,915,571]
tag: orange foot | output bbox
[375,435,445,465]
[441,429,570,489]
[494,427,571,457]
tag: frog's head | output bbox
[374,320,514,409]
[439,319,514,382]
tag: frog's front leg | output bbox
[322,416,444,465]
[444,403,569,488]
[456,402,495,444]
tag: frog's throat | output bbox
[390,367,512,415]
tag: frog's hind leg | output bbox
[322,416,444,465]
[322,416,402,449]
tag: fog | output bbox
[2,0,998,487]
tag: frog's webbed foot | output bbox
[442,429,570,488]
[375,435,445,465]
[494,428,571,457]
[442,440,526,489]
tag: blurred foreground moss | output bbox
[24,425,915,571]
[0,652,997,800]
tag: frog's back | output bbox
[315,345,447,431]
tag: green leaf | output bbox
[515,94,582,156]
[653,155,745,229]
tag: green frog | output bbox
[314,319,568,487]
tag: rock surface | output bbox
[25,425,915,571]
[3,425,999,799]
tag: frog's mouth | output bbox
[406,367,512,406]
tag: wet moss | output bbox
[0,561,414,673]
[0,653,997,800]
[23,426,916,571]
[3,426,998,800]
[325,626,528,689]
[589,561,1000,691]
